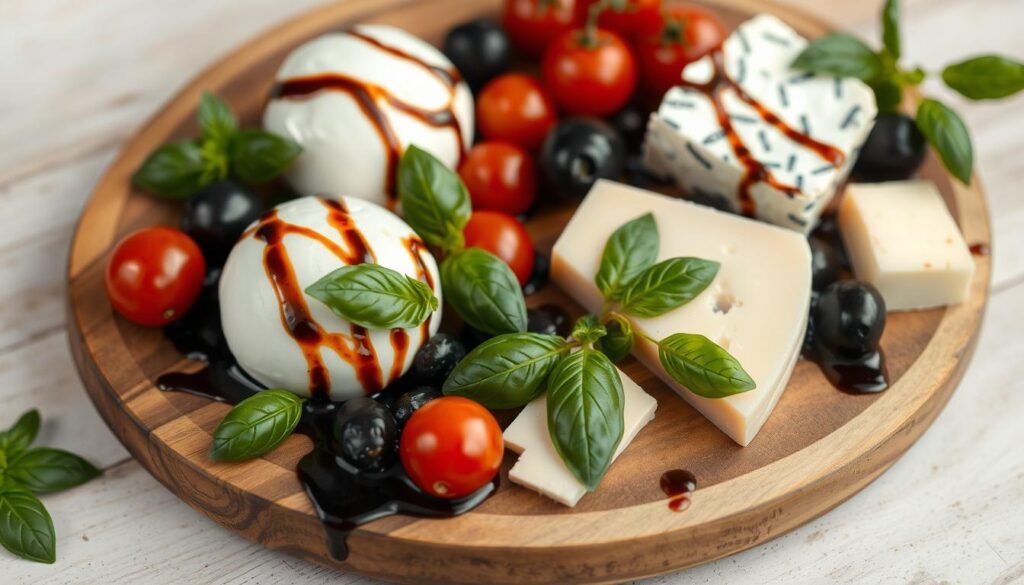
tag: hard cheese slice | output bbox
[643,14,877,233]
[552,180,811,446]
[504,366,657,507]
[839,180,975,311]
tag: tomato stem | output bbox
[660,12,689,47]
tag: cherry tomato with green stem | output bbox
[502,0,580,59]
[635,3,727,100]
[542,26,638,117]
[575,0,663,40]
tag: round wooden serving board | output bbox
[67,0,992,583]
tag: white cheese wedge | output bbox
[504,367,657,507]
[643,14,877,233]
[551,180,811,446]
[839,180,975,311]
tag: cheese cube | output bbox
[643,14,877,233]
[551,180,811,446]
[504,367,657,507]
[839,180,975,311]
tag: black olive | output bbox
[391,386,441,428]
[522,252,550,296]
[540,118,626,199]
[609,103,648,153]
[180,181,266,267]
[442,19,512,92]
[331,397,398,472]
[527,304,571,337]
[853,113,927,182]
[809,237,841,291]
[812,281,886,358]
[411,334,467,386]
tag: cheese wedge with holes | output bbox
[504,367,657,507]
[551,180,811,446]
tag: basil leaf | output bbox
[791,33,884,81]
[229,129,302,184]
[571,314,606,345]
[443,333,568,409]
[440,248,527,336]
[209,390,304,462]
[546,349,624,491]
[595,213,659,300]
[942,55,1024,100]
[881,0,901,60]
[658,333,755,398]
[869,76,904,114]
[131,141,206,199]
[6,449,100,495]
[595,314,633,363]
[0,410,40,458]
[305,264,438,330]
[620,257,719,318]
[0,486,55,564]
[197,92,237,144]
[398,145,471,251]
[916,98,973,184]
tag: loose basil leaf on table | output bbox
[595,314,634,364]
[443,333,569,409]
[571,314,606,345]
[881,0,901,60]
[941,55,1024,101]
[398,145,472,252]
[440,247,527,336]
[5,449,101,495]
[0,409,40,458]
[131,141,207,199]
[594,212,659,301]
[620,257,719,318]
[210,390,305,462]
[916,98,974,184]
[791,33,884,81]
[546,348,625,491]
[197,92,238,145]
[230,129,303,184]
[0,486,56,564]
[658,333,755,399]
[306,264,438,330]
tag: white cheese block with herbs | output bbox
[839,180,975,311]
[643,14,877,233]
[504,366,657,507]
[551,180,811,446]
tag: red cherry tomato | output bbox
[575,0,663,40]
[502,0,579,59]
[636,3,727,100]
[477,74,558,151]
[541,28,638,117]
[463,210,535,286]
[400,397,504,499]
[459,142,538,216]
[105,227,206,327]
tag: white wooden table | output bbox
[2,0,1022,582]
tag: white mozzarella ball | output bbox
[219,195,441,400]
[263,25,474,207]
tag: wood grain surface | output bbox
[3,0,1023,583]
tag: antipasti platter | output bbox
[66,0,996,582]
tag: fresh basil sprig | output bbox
[595,314,633,364]
[619,257,719,318]
[132,92,302,199]
[306,264,438,330]
[594,212,659,301]
[441,248,527,336]
[398,145,472,252]
[443,333,569,409]
[658,334,756,398]
[209,390,305,462]
[546,348,625,491]
[0,410,101,564]
[791,0,1023,184]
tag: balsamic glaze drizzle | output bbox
[660,469,697,512]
